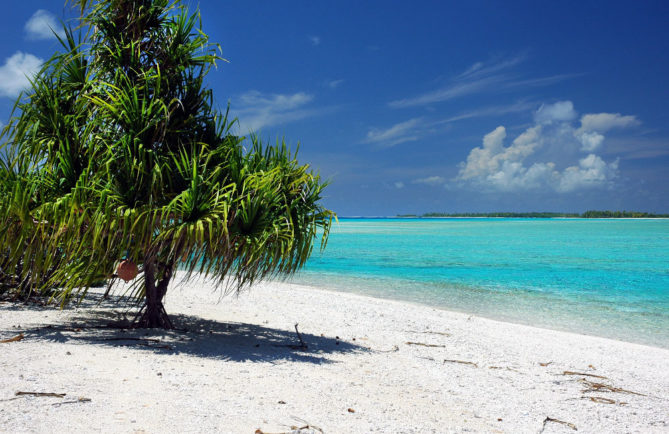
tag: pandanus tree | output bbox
[0,0,333,327]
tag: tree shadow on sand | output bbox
[1,296,365,365]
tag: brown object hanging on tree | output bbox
[116,260,138,282]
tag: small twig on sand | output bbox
[15,391,66,398]
[405,330,451,337]
[541,417,577,432]
[102,337,162,343]
[255,417,324,434]
[52,397,91,406]
[294,323,308,350]
[100,337,173,350]
[563,371,608,379]
[489,366,519,372]
[1,334,24,343]
[406,341,446,348]
[443,359,478,367]
[579,379,646,396]
[584,396,627,405]
[376,345,400,353]
[272,324,308,350]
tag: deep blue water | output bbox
[290,218,669,348]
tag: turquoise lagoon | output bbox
[291,218,669,348]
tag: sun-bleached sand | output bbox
[1,272,668,433]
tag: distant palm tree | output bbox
[0,0,333,327]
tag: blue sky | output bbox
[1,1,668,215]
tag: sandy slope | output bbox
[1,272,668,433]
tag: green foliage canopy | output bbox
[0,0,333,326]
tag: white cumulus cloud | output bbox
[557,154,619,193]
[578,113,640,133]
[575,112,640,152]
[0,52,43,98]
[25,9,65,40]
[534,101,577,124]
[455,101,635,193]
[458,126,541,181]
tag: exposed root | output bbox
[132,303,173,329]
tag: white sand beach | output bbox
[1,272,668,433]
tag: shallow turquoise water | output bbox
[291,218,669,348]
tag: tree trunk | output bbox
[135,260,174,329]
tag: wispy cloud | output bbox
[233,90,333,132]
[389,54,577,108]
[412,176,447,186]
[308,35,321,46]
[0,52,43,98]
[441,100,536,123]
[326,79,344,89]
[25,9,65,40]
[363,118,424,148]
[455,54,526,81]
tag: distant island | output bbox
[396,211,669,218]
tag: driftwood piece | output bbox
[443,359,478,367]
[1,334,24,343]
[541,416,577,431]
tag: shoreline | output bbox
[1,272,668,433]
[290,274,669,351]
[339,216,669,220]
[287,280,669,351]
